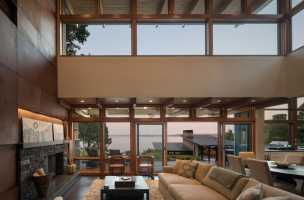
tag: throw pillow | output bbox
[208,167,243,189]
[173,159,188,174]
[262,197,290,200]
[195,163,213,183]
[177,161,198,178]
[237,184,263,200]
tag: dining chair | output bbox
[284,154,304,165]
[246,158,273,186]
[137,155,154,179]
[109,155,125,175]
[227,155,245,175]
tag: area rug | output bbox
[83,179,164,200]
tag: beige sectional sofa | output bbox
[159,162,304,200]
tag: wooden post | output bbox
[206,0,213,55]
[131,0,137,56]
[99,107,106,176]
[130,106,137,174]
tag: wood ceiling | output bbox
[62,0,274,15]
[61,97,290,109]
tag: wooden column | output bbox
[278,0,292,55]
[289,98,298,147]
[131,0,137,56]
[205,0,213,55]
[99,107,106,176]
[56,0,62,57]
[161,106,168,166]
[130,106,137,174]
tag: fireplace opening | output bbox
[47,153,64,177]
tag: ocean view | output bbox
[107,134,183,153]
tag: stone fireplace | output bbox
[18,144,65,200]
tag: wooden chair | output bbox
[109,155,125,175]
[246,158,273,186]
[137,155,154,179]
[227,155,245,175]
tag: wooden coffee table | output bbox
[101,176,149,200]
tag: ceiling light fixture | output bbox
[143,107,148,110]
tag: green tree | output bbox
[78,123,111,156]
[65,24,90,55]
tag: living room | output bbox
[1,0,304,200]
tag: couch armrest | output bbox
[163,166,174,173]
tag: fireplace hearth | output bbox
[18,144,65,200]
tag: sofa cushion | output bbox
[158,173,200,190]
[177,161,198,178]
[168,184,228,200]
[243,179,304,200]
[236,184,263,200]
[173,159,189,174]
[263,197,291,200]
[195,162,213,183]
[208,167,243,189]
[202,167,249,200]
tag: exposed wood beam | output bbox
[193,98,216,108]
[185,0,199,14]
[63,0,74,15]
[98,0,104,15]
[222,98,254,109]
[162,98,175,107]
[157,0,168,14]
[254,98,289,109]
[130,97,137,107]
[215,0,233,14]
[96,98,105,109]
[250,0,271,13]
[168,0,175,14]
[58,99,72,110]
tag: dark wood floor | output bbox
[64,176,97,200]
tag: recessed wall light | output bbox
[182,99,188,103]
[143,107,148,110]
[148,99,153,103]
[216,99,222,103]
[251,99,257,103]
[115,99,120,103]
[80,100,85,103]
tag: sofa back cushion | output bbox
[177,161,198,178]
[208,167,242,189]
[195,162,213,183]
[202,167,249,200]
[173,159,188,174]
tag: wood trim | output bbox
[18,109,63,124]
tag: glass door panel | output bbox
[223,124,252,166]
[73,122,101,172]
[137,124,164,172]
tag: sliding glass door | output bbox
[137,124,164,172]
[223,123,252,165]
